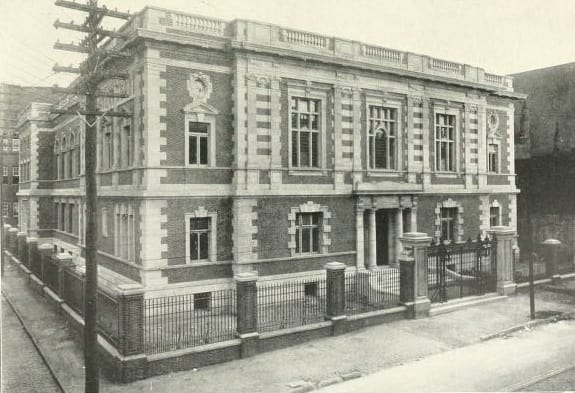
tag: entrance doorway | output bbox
[376,210,390,265]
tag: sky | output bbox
[0,0,574,88]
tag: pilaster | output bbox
[421,98,431,187]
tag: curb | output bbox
[480,310,575,341]
[2,287,67,393]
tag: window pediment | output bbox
[182,101,219,115]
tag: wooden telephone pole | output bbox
[52,1,131,391]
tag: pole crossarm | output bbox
[54,19,128,38]
[54,41,90,53]
[53,64,82,74]
[55,0,131,19]
[51,86,130,98]
[50,108,132,117]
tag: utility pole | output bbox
[52,1,131,392]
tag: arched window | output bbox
[69,134,75,178]
[61,137,67,179]
[54,141,60,179]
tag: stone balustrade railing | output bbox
[281,28,330,48]
[361,44,403,63]
[429,57,464,74]
[173,13,226,35]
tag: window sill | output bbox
[288,168,328,176]
[433,172,460,178]
[366,170,403,178]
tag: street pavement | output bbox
[1,296,62,393]
[318,319,575,392]
[2,255,575,393]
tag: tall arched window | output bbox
[61,137,67,179]
[54,141,60,179]
[69,134,76,178]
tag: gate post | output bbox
[235,272,259,358]
[8,228,18,255]
[400,232,433,318]
[542,239,562,283]
[325,262,346,335]
[26,237,38,273]
[17,232,27,263]
[488,226,517,296]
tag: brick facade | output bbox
[16,7,523,296]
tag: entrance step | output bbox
[429,293,505,317]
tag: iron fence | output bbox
[29,248,42,279]
[62,267,85,315]
[144,289,237,354]
[344,268,401,315]
[257,276,326,332]
[43,256,60,294]
[427,235,497,303]
[97,290,120,348]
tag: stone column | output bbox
[368,209,377,269]
[400,232,433,318]
[410,205,418,233]
[55,253,73,298]
[17,232,27,264]
[26,237,38,272]
[542,238,562,283]
[8,228,18,255]
[325,262,346,335]
[395,209,404,267]
[355,205,365,269]
[488,226,517,296]
[236,272,259,358]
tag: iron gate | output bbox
[427,235,497,303]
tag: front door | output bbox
[376,209,388,265]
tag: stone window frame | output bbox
[489,199,502,227]
[487,123,502,174]
[433,106,460,174]
[114,203,135,262]
[183,104,218,168]
[287,85,328,174]
[365,94,404,173]
[434,198,464,243]
[288,201,331,256]
[185,206,218,264]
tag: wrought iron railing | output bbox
[257,276,326,332]
[144,289,237,354]
[344,268,401,315]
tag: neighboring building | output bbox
[0,83,57,226]
[17,7,524,297]
[512,63,575,264]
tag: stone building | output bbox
[17,7,524,297]
[1,83,56,227]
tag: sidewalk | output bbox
[2,257,575,393]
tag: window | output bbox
[3,202,9,217]
[193,292,211,310]
[13,202,18,218]
[114,205,135,261]
[295,212,321,254]
[60,203,66,231]
[490,206,500,227]
[188,122,209,166]
[68,204,74,234]
[123,123,132,167]
[101,208,108,236]
[2,167,8,184]
[12,167,19,184]
[435,113,456,172]
[368,106,397,169]
[488,143,499,173]
[12,139,19,152]
[103,127,112,169]
[2,139,8,151]
[291,97,320,168]
[189,217,210,262]
[440,208,457,242]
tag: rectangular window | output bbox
[188,122,209,165]
[189,217,210,262]
[291,97,320,168]
[12,138,19,152]
[488,143,499,173]
[3,202,9,216]
[295,212,321,254]
[12,166,19,184]
[193,292,211,310]
[102,208,108,236]
[13,202,18,218]
[490,206,500,227]
[2,139,8,151]
[435,113,456,172]
[368,106,397,169]
[2,167,8,184]
[440,208,457,242]
[104,128,112,169]
[60,203,66,232]
[123,124,132,167]
[68,204,74,234]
